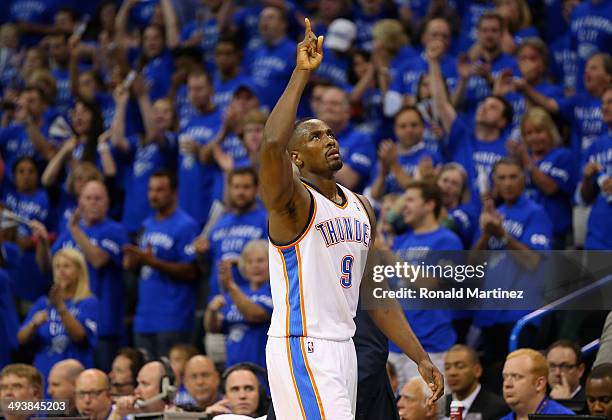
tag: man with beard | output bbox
[194,167,267,301]
[123,169,199,359]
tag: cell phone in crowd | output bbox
[122,70,137,89]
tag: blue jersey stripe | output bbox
[281,246,304,336]
[289,337,323,419]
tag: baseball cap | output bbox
[324,19,357,53]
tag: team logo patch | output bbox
[307,340,314,354]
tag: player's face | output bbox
[586,377,612,418]
[502,355,541,409]
[225,370,259,416]
[394,109,424,148]
[493,163,524,203]
[444,350,481,395]
[522,120,553,155]
[0,374,39,400]
[228,173,257,211]
[295,119,343,174]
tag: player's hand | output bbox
[417,359,444,405]
[296,18,324,72]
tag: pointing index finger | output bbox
[304,17,312,36]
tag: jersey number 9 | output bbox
[340,255,354,288]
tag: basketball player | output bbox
[259,18,444,419]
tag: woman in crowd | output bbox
[438,162,477,249]
[508,107,576,249]
[204,240,272,369]
[17,248,99,379]
[2,157,50,303]
[495,0,538,53]
[41,98,104,188]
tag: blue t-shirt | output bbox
[0,268,19,369]
[175,84,196,129]
[315,47,351,88]
[221,132,249,170]
[506,82,564,129]
[445,203,478,250]
[390,226,462,353]
[462,54,518,115]
[221,283,273,368]
[212,73,251,113]
[525,148,577,237]
[582,133,612,250]
[445,117,509,203]
[180,17,220,72]
[0,122,51,186]
[337,124,376,194]
[352,5,394,51]
[244,37,295,111]
[140,50,175,101]
[558,92,605,160]
[129,0,158,28]
[23,295,99,380]
[499,397,574,419]
[379,142,443,195]
[550,33,578,92]
[2,187,51,301]
[570,0,612,93]
[52,219,128,337]
[207,205,268,299]
[51,68,71,114]
[391,53,458,98]
[134,208,198,333]
[178,110,223,225]
[473,194,553,326]
[9,0,59,46]
[122,133,178,233]
[455,0,496,53]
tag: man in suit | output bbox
[546,340,586,412]
[443,344,509,419]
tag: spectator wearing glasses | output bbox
[546,340,586,411]
[75,369,113,420]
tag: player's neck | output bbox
[302,173,339,201]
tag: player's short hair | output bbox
[405,181,443,218]
[506,348,548,379]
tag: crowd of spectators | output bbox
[0,0,610,418]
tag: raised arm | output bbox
[160,0,179,49]
[259,18,323,243]
[427,40,456,133]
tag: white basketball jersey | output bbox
[268,182,372,341]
